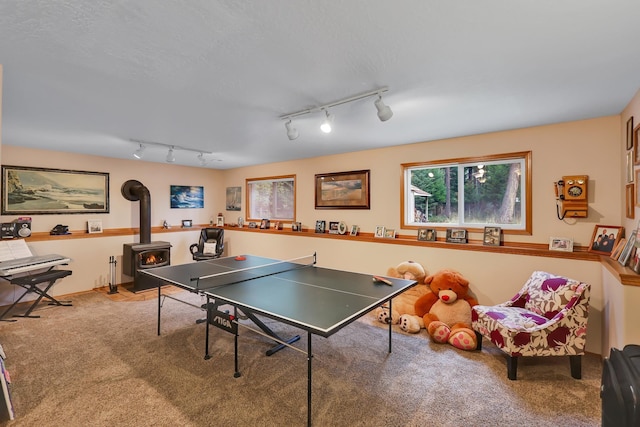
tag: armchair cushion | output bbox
[203,242,217,255]
[524,277,581,320]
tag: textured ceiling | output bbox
[1,1,639,169]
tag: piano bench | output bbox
[1,270,73,321]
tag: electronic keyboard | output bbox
[0,254,71,276]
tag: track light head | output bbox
[320,110,333,133]
[285,120,299,140]
[374,95,393,121]
[133,144,145,159]
[166,147,176,163]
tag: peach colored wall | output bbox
[601,87,640,355]
[0,114,625,355]
[223,116,621,247]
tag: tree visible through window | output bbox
[246,175,296,222]
[402,152,531,233]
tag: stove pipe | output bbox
[121,179,151,244]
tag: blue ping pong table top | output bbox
[141,255,417,337]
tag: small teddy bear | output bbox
[374,261,430,333]
[414,269,478,350]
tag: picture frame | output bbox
[274,221,283,230]
[619,232,636,267]
[483,226,502,246]
[627,184,635,219]
[216,215,224,227]
[350,225,359,236]
[610,238,627,260]
[446,228,468,243]
[588,225,624,255]
[291,222,302,232]
[87,220,103,234]
[549,237,573,252]
[337,221,348,235]
[636,170,640,207]
[384,228,396,238]
[417,228,436,241]
[634,123,640,165]
[627,116,634,150]
[328,221,340,234]
[627,151,635,183]
[314,170,370,209]
[1,165,109,215]
[315,220,326,233]
[181,219,193,228]
[374,226,386,238]
[225,186,241,211]
[170,185,204,209]
[260,219,270,229]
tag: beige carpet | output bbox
[0,289,602,426]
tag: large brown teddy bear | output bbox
[414,269,478,350]
[375,261,430,333]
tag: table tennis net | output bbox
[191,254,316,290]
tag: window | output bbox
[401,151,531,234]
[246,175,296,222]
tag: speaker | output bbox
[15,217,31,238]
[17,221,31,237]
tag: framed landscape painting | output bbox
[1,165,109,215]
[315,170,370,209]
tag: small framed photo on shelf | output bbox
[610,238,627,260]
[87,220,103,234]
[483,227,502,246]
[274,221,283,230]
[588,224,624,255]
[328,221,340,234]
[181,219,193,228]
[417,228,436,241]
[350,225,359,236]
[315,220,326,233]
[446,228,467,243]
[260,219,270,229]
[292,222,302,232]
[216,215,224,227]
[618,233,636,267]
[374,226,386,238]
[384,228,396,239]
[549,237,573,252]
[338,221,348,235]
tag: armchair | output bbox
[189,228,224,261]
[471,271,590,380]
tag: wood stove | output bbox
[123,241,171,292]
[121,179,172,292]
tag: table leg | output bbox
[204,295,212,360]
[157,284,162,336]
[307,330,312,427]
[388,298,393,353]
[233,306,241,378]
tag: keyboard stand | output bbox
[0,270,73,321]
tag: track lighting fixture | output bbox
[374,94,393,122]
[133,143,145,159]
[129,139,214,165]
[320,110,333,133]
[285,120,299,140]
[166,146,176,163]
[279,87,392,140]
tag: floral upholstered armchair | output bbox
[471,271,590,380]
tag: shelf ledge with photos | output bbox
[28,224,640,283]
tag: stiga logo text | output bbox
[208,310,238,334]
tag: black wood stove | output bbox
[121,180,172,292]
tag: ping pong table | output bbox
[141,253,416,426]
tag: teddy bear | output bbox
[413,269,478,350]
[374,260,430,333]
